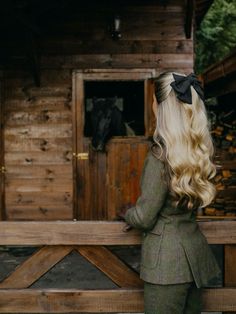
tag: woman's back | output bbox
[131,150,221,288]
[122,71,221,313]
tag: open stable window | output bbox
[72,69,157,143]
[84,80,145,137]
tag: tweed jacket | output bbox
[124,150,221,288]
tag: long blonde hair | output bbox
[151,71,217,211]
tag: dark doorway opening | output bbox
[84,80,145,137]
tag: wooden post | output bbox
[224,245,236,314]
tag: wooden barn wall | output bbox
[1,0,194,221]
[3,71,73,220]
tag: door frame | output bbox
[72,68,157,219]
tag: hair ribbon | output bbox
[170,73,205,104]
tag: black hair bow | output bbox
[170,73,204,104]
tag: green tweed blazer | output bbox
[124,150,221,288]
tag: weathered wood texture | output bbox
[1,1,194,221]
[75,245,143,288]
[0,220,236,245]
[0,244,142,289]
[3,1,194,71]
[0,288,236,313]
[0,245,74,289]
[225,245,236,314]
[3,80,73,220]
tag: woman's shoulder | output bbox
[144,148,166,176]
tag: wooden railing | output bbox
[0,220,236,313]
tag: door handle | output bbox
[73,152,89,160]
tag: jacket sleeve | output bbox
[124,151,168,231]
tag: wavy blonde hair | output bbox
[151,71,217,211]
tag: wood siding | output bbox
[1,0,194,220]
[3,73,73,220]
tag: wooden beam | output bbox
[1,39,194,55]
[40,54,194,69]
[0,246,74,289]
[185,0,194,39]
[202,49,236,84]
[204,76,236,98]
[224,245,236,314]
[0,220,236,245]
[225,245,236,287]
[0,288,236,312]
[75,245,143,288]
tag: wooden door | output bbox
[72,69,156,220]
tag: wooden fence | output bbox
[0,220,236,313]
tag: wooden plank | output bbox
[96,151,107,219]
[5,124,72,139]
[5,99,71,112]
[4,152,72,166]
[36,39,193,55]
[106,141,148,221]
[0,220,236,245]
[4,110,71,126]
[144,78,155,136]
[4,165,72,178]
[5,137,72,152]
[4,86,71,99]
[41,54,193,69]
[0,288,236,312]
[123,144,131,216]
[73,71,85,220]
[72,70,79,219]
[202,49,236,84]
[75,245,143,288]
[0,246,74,288]
[39,25,187,41]
[224,245,236,314]
[225,245,236,286]
[5,178,72,191]
[73,68,156,81]
[6,205,73,221]
[5,192,72,208]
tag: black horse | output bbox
[87,97,135,152]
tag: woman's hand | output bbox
[117,204,131,220]
[122,223,132,232]
[117,205,133,232]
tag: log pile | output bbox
[203,106,236,217]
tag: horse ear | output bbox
[85,98,94,112]
[114,97,124,111]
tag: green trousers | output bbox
[144,281,203,314]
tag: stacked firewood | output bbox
[201,107,236,217]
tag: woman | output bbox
[117,71,221,314]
